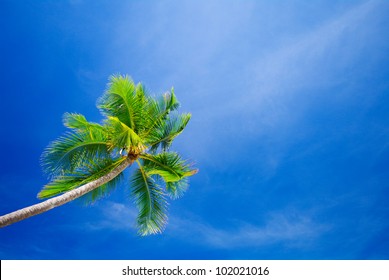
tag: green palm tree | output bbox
[0,75,197,235]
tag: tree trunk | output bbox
[0,156,133,228]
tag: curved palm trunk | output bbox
[0,157,133,228]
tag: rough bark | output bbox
[0,156,133,228]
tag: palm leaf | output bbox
[140,88,180,140]
[63,113,91,131]
[38,157,126,199]
[147,112,191,151]
[97,75,147,132]
[140,152,197,199]
[132,82,149,132]
[63,113,106,137]
[131,161,168,235]
[140,152,196,182]
[41,130,109,177]
[165,180,189,199]
[82,170,124,205]
[106,116,146,154]
[162,87,179,112]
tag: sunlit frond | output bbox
[38,157,126,199]
[63,113,106,136]
[63,113,90,130]
[106,116,146,154]
[41,130,109,178]
[97,75,147,133]
[140,152,196,182]
[131,162,168,236]
[140,152,196,199]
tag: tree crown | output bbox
[40,75,197,235]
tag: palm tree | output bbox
[0,75,197,235]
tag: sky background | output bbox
[0,0,388,259]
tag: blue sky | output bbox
[0,0,388,259]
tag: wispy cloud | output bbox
[209,0,381,119]
[168,210,329,249]
[182,0,385,170]
[76,201,328,249]
[80,201,138,232]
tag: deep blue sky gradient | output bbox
[1,0,389,259]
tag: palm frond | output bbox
[140,152,196,182]
[140,88,180,140]
[161,87,179,112]
[81,170,123,205]
[166,180,189,199]
[131,161,168,236]
[63,112,106,135]
[63,112,109,142]
[106,116,146,154]
[37,175,85,199]
[41,129,109,178]
[147,112,191,151]
[97,75,147,132]
[63,113,90,131]
[140,152,197,199]
[147,88,180,122]
[38,157,126,199]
